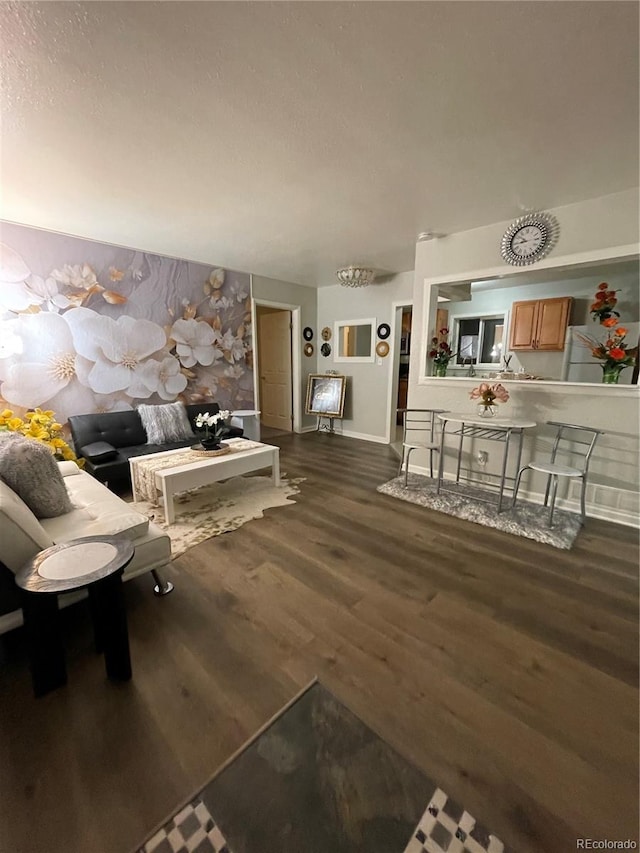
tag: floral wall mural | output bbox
[0,222,253,427]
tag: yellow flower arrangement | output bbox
[0,408,83,466]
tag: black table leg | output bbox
[20,590,67,697]
[88,571,132,681]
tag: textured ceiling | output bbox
[1,1,638,287]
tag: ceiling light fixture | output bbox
[336,265,376,287]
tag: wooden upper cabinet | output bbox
[509,297,572,351]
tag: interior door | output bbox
[257,309,293,431]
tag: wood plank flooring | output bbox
[0,432,638,853]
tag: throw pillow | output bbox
[137,402,195,445]
[80,441,118,463]
[0,433,73,519]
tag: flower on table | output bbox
[469,382,510,407]
[428,328,456,365]
[194,409,231,440]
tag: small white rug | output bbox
[377,474,582,549]
[133,474,304,558]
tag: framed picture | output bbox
[305,374,346,418]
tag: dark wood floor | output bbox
[0,433,638,853]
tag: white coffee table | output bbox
[130,440,280,524]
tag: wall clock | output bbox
[500,212,559,266]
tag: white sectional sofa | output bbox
[0,460,172,635]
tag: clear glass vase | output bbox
[433,363,448,378]
[601,363,625,384]
[477,403,496,418]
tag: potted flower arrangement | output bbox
[590,282,620,325]
[576,284,637,383]
[0,407,83,465]
[194,409,231,450]
[429,328,456,377]
[469,382,510,418]
[575,326,637,384]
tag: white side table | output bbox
[231,409,261,441]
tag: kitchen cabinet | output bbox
[508,297,572,351]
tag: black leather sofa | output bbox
[68,403,243,487]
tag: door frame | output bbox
[252,298,301,433]
[386,299,413,443]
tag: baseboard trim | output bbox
[340,429,389,444]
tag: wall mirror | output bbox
[334,318,376,363]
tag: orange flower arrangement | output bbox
[590,282,620,324]
[578,283,636,382]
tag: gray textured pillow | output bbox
[0,433,73,519]
[137,402,195,445]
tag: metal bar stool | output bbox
[397,409,447,485]
[512,421,604,527]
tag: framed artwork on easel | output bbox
[305,374,346,418]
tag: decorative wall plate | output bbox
[375,340,390,357]
[320,342,331,357]
[303,343,314,357]
[377,323,391,340]
[321,326,332,341]
[303,327,313,341]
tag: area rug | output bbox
[131,474,304,558]
[377,474,581,550]
[136,680,510,853]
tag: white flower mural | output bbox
[220,328,246,363]
[25,274,72,312]
[0,242,35,313]
[137,355,188,400]
[0,223,254,427]
[50,263,99,290]
[0,312,97,422]
[171,318,216,368]
[65,308,167,397]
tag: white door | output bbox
[258,310,293,431]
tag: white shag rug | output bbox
[133,474,304,558]
[377,474,582,549]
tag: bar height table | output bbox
[436,412,537,512]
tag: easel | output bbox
[317,416,338,434]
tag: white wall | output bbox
[408,189,640,526]
[317,272,414,441]
[251,275,318,431]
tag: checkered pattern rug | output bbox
[140,798,231,853]
[403,788,505,853]
[140,787,507,853]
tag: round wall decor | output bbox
[303,327,313,341]
[377,323,391,340]
[500,212,559,266]
[320,342,331,357]
[303,343,314,357]
[321,326,332,341]
[375,340,390,358]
